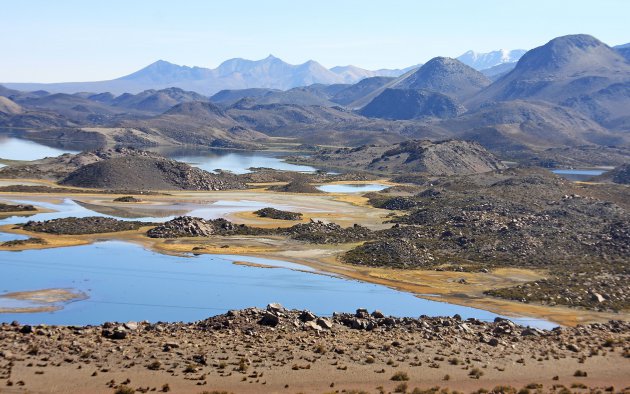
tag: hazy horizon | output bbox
[1,0,629,83]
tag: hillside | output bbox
[108,87,208,113]
[0,96,23,114]
[209,88,281,106]
[60,155,246,190]
[392,57,491,100]
[359,89,464,120]
[472,34,630,105]
[292,139,506,175]
[124,101,265,147]
[442,100,624,149]
[593,163,630,184]
[225,102,439,146]
[330,76,395,105]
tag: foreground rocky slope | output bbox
[1,305,628,393]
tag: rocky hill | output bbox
[108,87,209,113]
[594,163,630,184]
[0,147,246,191]
[293,140,506,175]
[209,88,281,106]
[359,89,464,120]
[441,100,624,150]
[472,34,630,105]
[60,154,246,190]
[392,57,491,100]
[124,101,265,147]
[330,76,395,106]
[0,96,23,114]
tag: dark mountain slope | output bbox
[472,35,630,105]
[561,81,630,131]
[210,88,280,106]
[110,88,208,113]
[291,139,506,175]
[441,100,624,149]
[226,102,439,146]
[331,77,395,105]
[613,43,630,62]
[123,101,265,147]
[360,89,464,120]
[393,57,491,100]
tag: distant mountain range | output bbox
[456,49,527,70]
[2,56,412,96]
[1,34,629,163]
[2,48,528,96]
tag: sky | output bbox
[1,0,629,82]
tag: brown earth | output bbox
[0,306,628,394]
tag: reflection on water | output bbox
[0,136,78,161]
[551,169,607,182]
[0,197,556,328]
[0,197,307,224]
[0,241,555,328]
[0,135,317,174]
[318,184,388,193]
[168,151,316,174]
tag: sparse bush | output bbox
[391,371,410,381]
[469,367,484,379]
[574,370,588,377]
[114,386,135,394]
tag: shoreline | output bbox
[0,185,627,327]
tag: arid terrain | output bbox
[1,25,630,393]
[0,306,629,394]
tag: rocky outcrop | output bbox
[267,179,322,193]
[146,216,217,238]
[146,216,264,238]
[594,163,630,184]
[280,220,373,244]
[22,216,149,235]
[254,207,303,220]
[60,154,247,191]
[0,203,36,213]
[292,139,506,175]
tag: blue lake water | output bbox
[0,241,554,328]
[551,169,607,182]
[0,198,556,328]
[167,151,317,174]
[0,135,317,174]
[318,184,389,193]
[0,137,557,328]
[0,136,78,161]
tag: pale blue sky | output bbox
[1,0,628,82]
